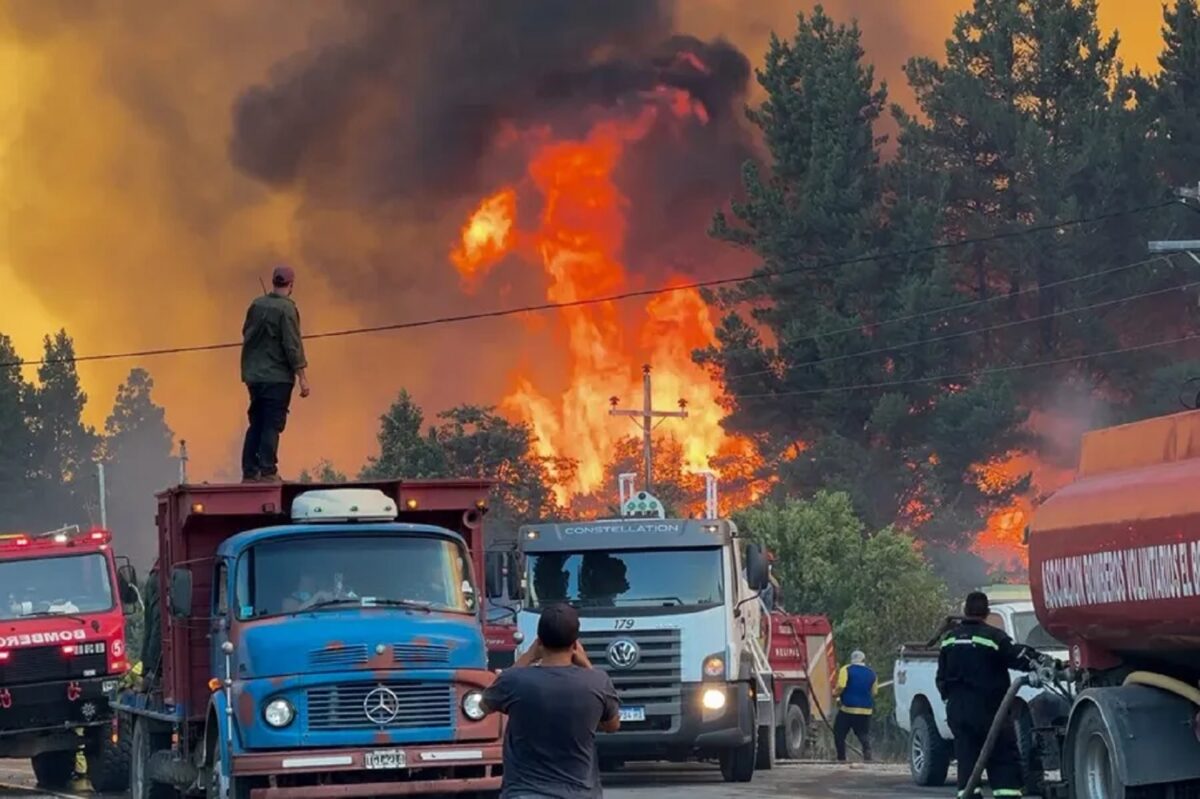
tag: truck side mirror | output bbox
[169,567,194,619]
[508,553,525,601]
[117,562,139,590]
[746,543,769,592]
[485,552,505,599]
[119,579,143,609]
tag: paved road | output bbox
[606,762,956,798]
[1,759,965,799]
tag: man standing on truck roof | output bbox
[481,603,620,798]
[832,650,876,762]
[240,264,310,482]
[937,591,1038,799]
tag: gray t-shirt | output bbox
[483,665,619,799]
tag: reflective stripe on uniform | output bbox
[940,636,999,650]
[956,790,983,798]
[993,791,1023,797]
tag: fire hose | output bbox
[769,607,865,759]
[960,657,1067,798]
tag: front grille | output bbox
[309,645,369,669]
[307,682,453,731]
[392,644,449,666]
[579,629,682,718]
[0,645,107,686]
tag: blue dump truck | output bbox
[114,480,503,799]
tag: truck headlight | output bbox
[263,698,295,728]
[462,690,486,721]
[702,688,727,711]
[703,654,725,678]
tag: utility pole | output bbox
[97,462,107,529]
[179,440,189,485]
[609,364,688,491]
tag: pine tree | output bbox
[359,392,570,538]
[27,331,99,531]
[102,368,175,573]
[298,459,348,484]
[0,335,35,527]
[898,0,1173,402]
[1153,0,1200,189]
[360,390,448,480]
[703,6,1026,547]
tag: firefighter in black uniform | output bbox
[936,591,1040,799]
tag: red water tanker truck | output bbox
[1003,410,1200,797]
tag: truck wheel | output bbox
[720,737,756,783]
[1070,705,1127,799]
[755,724,775,770]
[86,718,132,793]
[31,748,77,789]
[130,718,173,799]
[776,704,807,760]
[909,712,951,787]
[1014,706,1045,797]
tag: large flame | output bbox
[975,450,1076,574]
[451,105,752,507]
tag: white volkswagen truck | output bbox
[514,502,775,782]
[893,592,1068,793]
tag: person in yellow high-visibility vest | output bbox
[832,650,876,762]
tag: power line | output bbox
[0,199,1176,369]
[726,274,1200,381]
[714,254,1177,365]
[731,332,1200,401]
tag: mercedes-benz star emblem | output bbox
[606,639,640,669]
[364,686,401,725]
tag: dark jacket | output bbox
[241,294,307,384]
[935,618,1036,709]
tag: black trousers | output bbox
[947,696,1023,797]
[241,382,293,479]
[834,711,872,761]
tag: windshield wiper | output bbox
[615,596,686,606]
[302,598,362,612]
[302,597,435,614]
[17,609,88,624]
[362,598,434,613]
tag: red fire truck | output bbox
[0,526,138,791]
[762,611,837,759]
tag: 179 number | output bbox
[613,619,634,630]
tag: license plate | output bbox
[619,707,646,722]
[364,749,407,770]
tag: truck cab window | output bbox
[527,548,724,610]
[0,553,116,620]
[235,534,472,619]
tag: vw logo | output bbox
[606,639,640,669]
[363,686,401,725]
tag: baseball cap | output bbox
[272,264,295,287]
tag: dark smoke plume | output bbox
[230,0,754,215]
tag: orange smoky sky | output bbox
[0,0,1170,486]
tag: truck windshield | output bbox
[1011,611,1066,649]
[236,534,473,619]
[1,553,114,621]
[526,547,723,610]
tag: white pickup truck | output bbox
[893,599,1067,792]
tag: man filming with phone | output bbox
[481,603,620,798]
